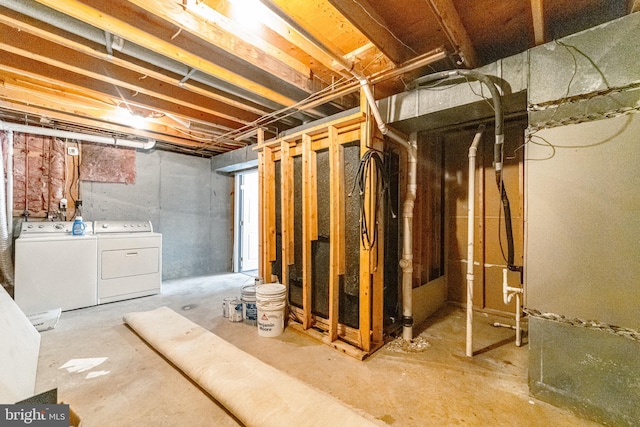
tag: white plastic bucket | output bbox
[222,296,236,318]
[241,285,257,326]
[256,283,287,337]
[228,298,243,322]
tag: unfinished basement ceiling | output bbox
[0,0,635,156]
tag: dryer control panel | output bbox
[94,220,153,233]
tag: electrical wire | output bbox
[348,148,395,253]
[517,42,615,161]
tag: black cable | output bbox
[349,148,395,252]
[415,70,524,274]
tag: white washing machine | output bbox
[94,220,162,304]
[14,221,98,315]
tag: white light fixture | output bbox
[229,0,265,31]
[114,105,147,129]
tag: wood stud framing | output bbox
[301,133,315,329]
[255,106,385,358]
[328,125,344,342]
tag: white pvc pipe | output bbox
[0,122,156,150]
[502,268,524,347]
[515,292,521,346]
[465,126,485,357]
[400,133,417,342]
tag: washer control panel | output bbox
[20,221,94,234]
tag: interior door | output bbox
[240,170,259,272]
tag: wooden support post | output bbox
[259,139,276,282]
[258,149,266,279]
[301,133,316,329]
[359,91,373,352]
[371,135,385,346]
[478,141,485,308]
[328,126,345,342]
[280,139,294,289]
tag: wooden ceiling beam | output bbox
[0,57,241,136]
[0,41,249,130]
[0,24,259,125]
[0,79,225,150]
[0,10,276,118]
[32,0,299,108]
[424,0,478,68]
[328,0,412,65]
[530,0,546,45]
[127,0,313,91]
[259,0,357,78]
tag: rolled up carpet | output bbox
[123,306,380,427]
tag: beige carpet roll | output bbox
[124,306,379,427]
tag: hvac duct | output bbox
[0,131,15,292]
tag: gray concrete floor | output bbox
[35,273,600,426]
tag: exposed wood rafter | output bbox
[425,0,478,68]
[531,0,546,45]
[130,0,313,92]
[328,0,412,65]
[0,0,628,156]
[0,10,275,118]
[33,0,299,108]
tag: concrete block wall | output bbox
[83,149,219,280]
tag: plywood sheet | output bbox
[0,286,40,403]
